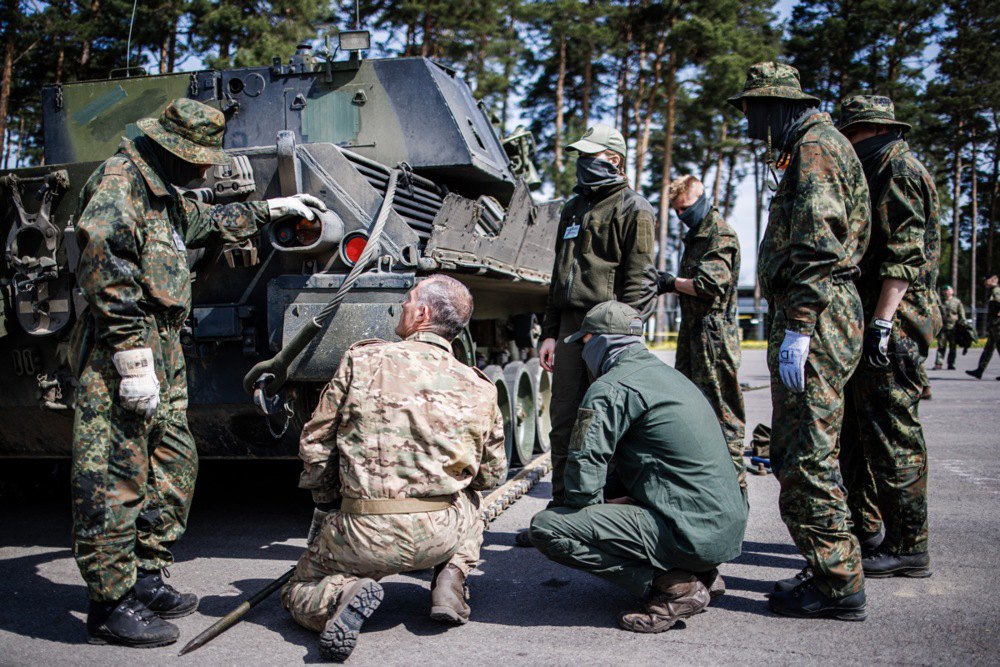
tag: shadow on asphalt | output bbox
[0,549,89,645]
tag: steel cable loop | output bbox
[314,169,399,325]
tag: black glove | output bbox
[656,271,676,295]
[863,318,892,368]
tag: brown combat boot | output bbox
[430,563,470,625]
[697,568,726,600]
[618,570,710,633]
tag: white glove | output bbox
[267,194,327,221]
[778,330,811,393]
[112,348,160,419]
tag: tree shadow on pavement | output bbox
[0,549,89,645]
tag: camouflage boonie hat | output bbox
[567,123,628,158]
[137,98,231,165]
[837,95,911,133]
[565,301,644,343]
[727,62,820,112]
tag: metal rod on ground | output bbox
[178,453,552,656]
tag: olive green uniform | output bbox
[530,345,747,595]
[935,297,965,368]
[973,286,1000,374]
[541,182,655,505]
[675,207,746,486]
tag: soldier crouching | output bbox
[281,275,507,662]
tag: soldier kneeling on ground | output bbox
[281,275,507,662]
[528,301,748,633]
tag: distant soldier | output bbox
[837,95,940,580]
[526,123,655,544]
[934,285,965,370]
[967,273,1000,380]
[730,63,870,620]
[72,98,327,647]
[656,174,746,488]
[529,302,747,634]
[281,275,506,662]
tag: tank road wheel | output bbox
[451,327,476,367]
[503,361,537,466]
[524,358,552,453]
[482,365,513,477]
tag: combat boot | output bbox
[697,568,726,600]
[87,591,180,647]
[862,550,931,578]
[932,362,942,370]
[769,581,866,621]
[514,528,534,548]
[773,565,813,593]
[135,568,198,618]
[318,578,383,663]
[430,563,471,624]
[857,527,885,559]
[966,369,983,379]
[618,570,710,633]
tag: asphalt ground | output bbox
[1,349,999,666]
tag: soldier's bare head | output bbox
[669,175,704,213]
[986,274,999,288]
[396,275,474,340]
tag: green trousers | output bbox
[548,310,591,507]
[71,326,197,602]
[530,504,689,596]
[974,326,999,373]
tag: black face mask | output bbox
[135,136,206,188]
[745,100,816,155]
[678,193,711,229]
[853,131,904,180]
[576,156,625,191]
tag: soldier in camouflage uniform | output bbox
[72,98,327,647]
[730,63,870,620]
[281,275,507,662]
[656,174,746,488]
[967,274,1000,380]
[934,285,965,370]
[835,95,941,580]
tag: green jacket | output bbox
[541,182,656,339]
[758,112,870,335]
[939,297,965,331]
[563,344,748,570]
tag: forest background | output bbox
[1,0,998,321]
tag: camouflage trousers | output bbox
[767,284,864,598]
[841,354,929,554]
[72,325,196,602]
[676,312,746,487]
[281,489,483,632]
[549,310,592,507]
[934,327,958,368]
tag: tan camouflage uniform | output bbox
[675,207,746,486]
[71,101,269,602]
[281,332,507,632]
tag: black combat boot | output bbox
[769,580,866,621]
[857,527,885,559]
[319,578,383,662]
[773,565,813,593]
[135,568,198,618]
[862,550,931,578]
[87,591,180,647]
[966,369,983,379]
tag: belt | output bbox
[340,495,454,515]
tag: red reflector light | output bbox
[344,236,367,264]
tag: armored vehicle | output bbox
[0,38,557,472]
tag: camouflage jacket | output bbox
[939,297,966,330]
[541,182,656,339]
[758,113,870,335]
[298,332,508,504]
[679,207,741,322]
[75,138,269,351]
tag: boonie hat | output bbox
[728,62,820,112]
[837,94,911,133]
[564,301,644,344]
[137,98,231,166]
[567,123,628,159]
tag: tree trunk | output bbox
[987,114,998,279]
[0,10,13,152]
[553,30,567,174]
[13,114,23,167]
[723,149,737,219]
[654,52,677,342]
[168,26,176,73]
[712,123,727,206]
[160,31,170,74]
[582,43,593,126]
[951,128,963,294]
[970,127,978,322]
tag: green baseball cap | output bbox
[137,98,231,166]
[837,94,911,133]
[940,284,952,291]
[564,301,644,343]
[727,61,820,112]
[567,123,627,158]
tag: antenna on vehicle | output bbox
[125,0,139,75]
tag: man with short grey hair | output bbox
[281,274,506,662]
